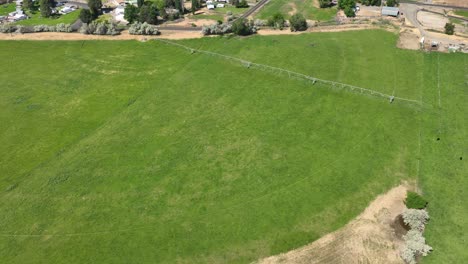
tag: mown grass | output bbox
[453,9,468,18]
[0,31,466,263]
[256,0,337,20]
[0,3,16,16]
[15,9,79,25]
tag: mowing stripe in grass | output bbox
[154,39,422,106]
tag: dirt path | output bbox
[288,2,298,16]
[257,184,411,264]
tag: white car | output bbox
[216,3,224,7]
[207,4,215,9]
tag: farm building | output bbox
[381,6,399,17]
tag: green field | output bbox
[453,9,468,18]
[192,6,248,21]
[256,0,337,20]
[15,10,79,26]
[0,3,16,16]
[0,30,466,263]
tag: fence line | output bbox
[154,39,422,106]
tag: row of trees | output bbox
[124,3,159,24]
[267,13,307,31]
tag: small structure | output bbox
[381,6,399,17]
[216,3,224,8]
[207,4,215,9]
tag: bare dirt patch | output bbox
[257,184,411,264]
[397,27,422,50]
[431,0,468,8]
[288,2,298,16]
[417,11,449,30]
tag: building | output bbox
[381,6,399,17]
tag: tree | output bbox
[318,0,331,8]
[137,0,144,8]
[267,13,285,29]
[79,9,93,23]
[344,5,355,17]
[444,22,455,35]
[88,0,103,18]
[338,0,355,10]
[236,0,249,8]
[289,13,307,31]
[231,0,239,6]
[139,4,158,24]
[22,0,33,11]
[164,0,175,8]
[191,0,200,14]
[386,0,397,7]
[232,18,253,35]
[174,0,183,13]
[39,0,53,17]
[124,4,139,23]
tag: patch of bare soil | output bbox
[417,11,449,30]
[257,185,411,264]
[0,30,203,41]
[397,27,422,50]
[257,24,396,36]
[288,3,298,16]
[431,0,468,8]
[312,0,320,8]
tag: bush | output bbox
[201,23,232,35]
[289,13,307,31]
[0,24,17,33]
[55,23,72,33]
[319,0,332,7]
[386,0,397,7]
[405,191,427,209]
[401,230,432,264]
[444,22,455,35]
[80,22,121,35]
[267,13,285,29]
[128,22,160,35]
[402,209,429,231]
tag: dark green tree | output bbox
[174,0,183,13]
[137,0,144,8]
[386,0,397,7]
[444,22,455,35]
[79,9,93,23]
[88,0,103,18]
[164,0,175,8]
[39,0,53,17]
[236,0,249,8]
[22,0,33,11]
[289,13,307,31]
[267,13,285,29]
[191,0,199,14]
[232,18,253,35]
[344,6,355,17]
[318,0,331,8]
[139,4,158,24]
[124,4,140,23]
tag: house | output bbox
[381,6,399,17]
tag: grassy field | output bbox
[0,3,16,16]
[256,0,337,20]
[453,9,468,18]
[0,31,466,263]
[15,10,79,26]
[192,6,248,21]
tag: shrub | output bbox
[289,13,307,31]
[201,23,232,35]
[402,209,429,231]
[55,23,72,33]
[15,25,28,34]
[267,13,285,29]
[401,230,432,264]
[444,22,455,35]
[319,0,332,8]
[405,191,427,209]
[34,25,50,32]
[0,24,17,33]
[80,22,121,35]
[386,0,397,7]
[128,22,160,35]
[254,19,266,27]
